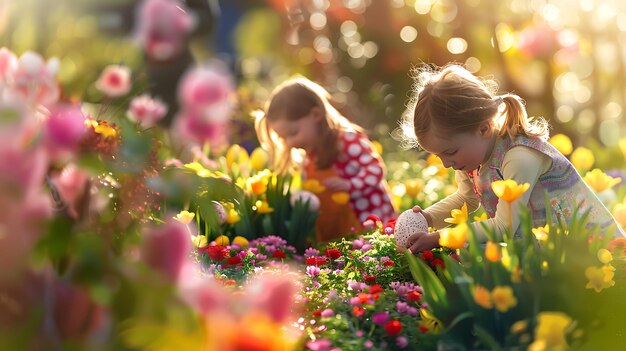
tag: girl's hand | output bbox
[406,231,440,253]
[411,205,433,227]
[322,177,350,192]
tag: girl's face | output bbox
[268,107,323,153]
[418,124,495,171]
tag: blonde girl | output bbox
[256,77,395,241]
[399,64,623,253]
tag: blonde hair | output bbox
[255,77,361,173]
[399,64,549,149]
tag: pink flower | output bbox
[134,0,194,61]
[0,47,17,82]
[142,218,191,282]
[95,64,131,97]
[5,51,59,106]
[127,94,167,127]
[248,273,297,324]
[50,164,90,220]
[177,63,233,121]
[306,339,332,351]
[372,311,390,326]
[43,104,86,158]
[172,108,229,147]
[396,336,409,348]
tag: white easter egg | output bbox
[393,209,429,248]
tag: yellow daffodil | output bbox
[439,222,468,249]
[191,234,208,248]
[249,148,269,171]
[426,154,443,166]
[529,312,572,351]
[418,308,443,333]
[570,147,594,172]
[371,140,383,155]
[613,202,626,228]
[405,179,423,197]
[619,138,626,161]
[585,265,615,292]
[232,236,249,248]
[302,179,326,194]
[485,241,501,262]
[597,248,613,264]
[510,320,528,334]
[473,213,488,222]
[255,200,274,214]
[444,202,468,225]
[222,202,240,224]
[225,144,249,167]
[94,123,117,138]
[532,224,549,242]
[183,162,224,178]
[500,246,511,268]
[548,133,573,156]
[215,235,230,246]
[491,179,530,203]
[331,192,350,205]
[583,169,621,193]
[174,210,195,224]
[473,285,493,309]
[491,286,517,313]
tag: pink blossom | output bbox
[172,108,229,147]
[177,63,234,121]
[127,94,168,128]
[141,218,191,282]
[95,64,131,97]
[50,164,90,220]
[135,0,194,61]
[306,339,332,351]
[5,51,59,106]
[43,104,86,158]
[396,336,409,348]
[0,47,17,82]
[320,308,335,318]
[248,273,298,324]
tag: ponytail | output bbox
[497,94,549,141]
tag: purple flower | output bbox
[372,312,390,326]
[306,266,321,277]
[361,243,372,252]
[396,301,408,313]
[352,238,364,250]
[380,256,390,262]
[349,297,361,306]
[407,307,419,316]
[396,336,409,348]
[305,247,320,257]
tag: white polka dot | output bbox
[356,198,369,210]
[382,204,393,213]
[352,191,363,198]
[344,132,357,141]
[359,212,369,222]
[364,175,378,186]
[346,161,360,175]
[371,194,381,206]
[352,178,364,189]
[348,144,361,157]
[359,154,373,164]
[367,165,381,174]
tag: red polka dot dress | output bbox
[334,130,395,223]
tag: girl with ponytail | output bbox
[398,64,623,252]
[255,77,395,242]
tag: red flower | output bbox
[352,306,365,317]
[369,284,383,294]
[272,250,286,259]
[431,258,444,269]
[224,279,236,286]
[383,216,398,233]
[383,260,396,267]
[316,257,327,265]
[420,250,434,261]
[363,275,377,284]
[419,325,430,334]
[325,249,342,260]
[312,310,322,317]
[226,256,242,265]
[205,245,229,261]
[305,257,316,265]
[407,290,421,302]
[385,320,403,336]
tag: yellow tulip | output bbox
[491,179,530,203]
[491,286,517,313]
[183,162,224,178]
[570,147,594,172]
[583,168,621,193]
[255,200,274,214]
[548,133,573,156]
[215,235,230,246]
[532,224,549,242]
[619,138,626,161]
[613,202,626,228]
[439,222,468,249]
[302,179,326,194]
[444,202,468,225]
[173,210,195,224]
[222,202,240,224]
[485,241,501,262]
[232,236,249,248]
[371,140,383,155]
[426,154,443,166]
[510,320,528,334]
[500,246,511,268]
[473,213,488,222]
[191,234,208,248]
[226,144,249,167]
[250,148,269,171]
[597,248,613,264]
[331,192,350,205]
[473,285,493,309]
[404,179,423,197]
[530,312,572,351]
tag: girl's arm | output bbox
[470,146,552,242]
[423,171,480,229]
